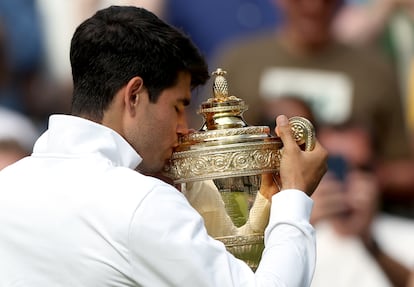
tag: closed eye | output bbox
[176,98,190,113]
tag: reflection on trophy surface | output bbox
[183,177,269,270]
[165,68,315,270]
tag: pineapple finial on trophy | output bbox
[212,68,229,101]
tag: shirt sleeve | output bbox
[256,189,316,286]
[128,184,315,287]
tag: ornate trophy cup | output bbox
[165,68,315,270]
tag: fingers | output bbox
[259,173,280,201]
[274,114,328,196]
[275,115,297,150]
[261,173,276,189]
[312,140,329,171]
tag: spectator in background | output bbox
[261,96,414,287]
[332,1,414,214]
[0,15,39,170]
[312,122,413,287]
[259,95,317,135]
[333,0,414,47]
[0,0,46,120]
[333,0,414,139]
[0,0,78,130]
[210,0,414,218]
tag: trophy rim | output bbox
[167,139,282,183]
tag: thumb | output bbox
[275,115,296,148]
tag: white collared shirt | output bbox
[0,114,315,287]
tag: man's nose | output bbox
[177,112,189,135]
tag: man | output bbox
[0,6,327,287]
[311,123,413,287]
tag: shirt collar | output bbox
[33,115,142,169]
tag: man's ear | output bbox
[124,76,144,116]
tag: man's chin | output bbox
[138,165,175,185]
[136,161,162,175]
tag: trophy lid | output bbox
[174,69,277,152]
[198,68,248,130]
[165,68,283,183]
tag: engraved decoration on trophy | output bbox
[165,68,315,270]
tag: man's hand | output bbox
[259,173,279,201]
[276,115,328,196]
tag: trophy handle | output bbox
[288,116,316,151]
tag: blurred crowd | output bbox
[1,0,414,286]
